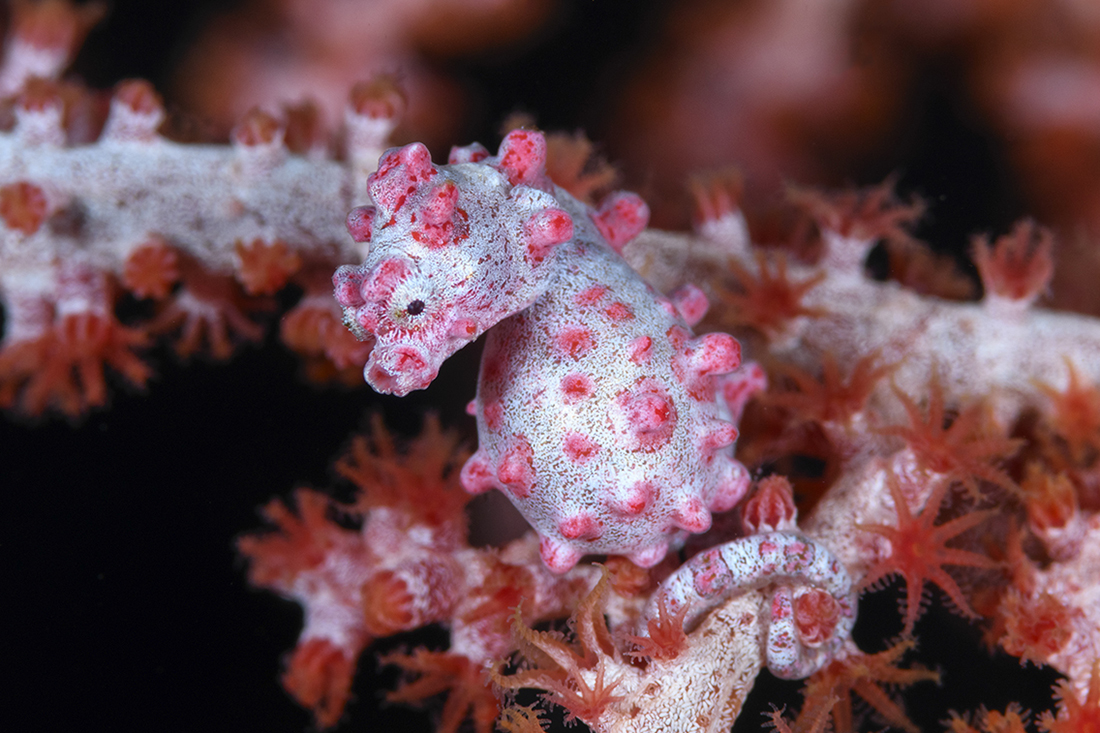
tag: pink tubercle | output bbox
[558,512,603,541]
[459,450,497,495]
[483,400,503,430]
[345,206,375,243]
[611,378,677,452]
[554,325,595,360]
[698,420,738,455]
[591,191,650,253]
[628,336,652,365]
[609,480,657,516]
[495,129,547,188]
[574,285,608,307]
[524,207,573,263]
[673,497,711,533]
[496,435,535,498]
[332,265,365,308]
[605,301,634,321]
[563,431,600,464]
[538,536,584,574]
[368,143,437,213]
[670,284,709,327]
[560,372,594,403]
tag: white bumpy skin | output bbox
[334,130,759,572]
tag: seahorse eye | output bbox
[406,299,425,316]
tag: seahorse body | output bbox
[334,130,755,572]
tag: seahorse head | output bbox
[333,130,575,395]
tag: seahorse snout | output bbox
[365,345,438,396]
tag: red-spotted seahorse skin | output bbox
[333,129,761,573]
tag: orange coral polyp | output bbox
[361,570,416,636]
[721,251,826,336]
[858,473,999,636]
[789,176,925,245]
[348,76,407,121]
[880,376,1022,498]
[998,590,1079,664]
[799,640,939,733]
[688,169,744,225]
[0,180,49,235]
[281,638,357,729]
[234,238,302,295]
[238,488,349,586]
[625,593,688,662]
[1037,359,1100,463]
[1039,660,1100,733]
[10,0,104,54]
[112,78,163,115]
[122,239,179,300]
[0,311,151,417]
[232,108,283,148]
[772,351,896,429]
[381,649,501,733]
[148,262,267,360]
[543,130,618,204]
[972,219,1055,302]
[794,588,841,647]
[1023,465,1079,534]
[496,571,625,727]
[741,474,797,534]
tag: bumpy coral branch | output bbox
[0,6,405,416]
[624,188,1100,702]
[240,415,597,729]
[627,224,1100,428]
